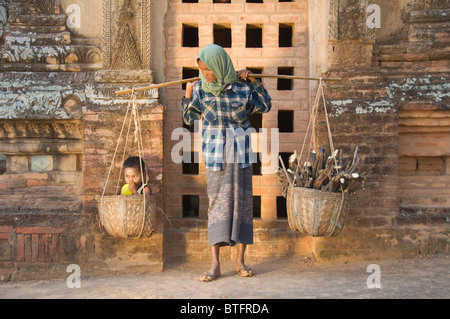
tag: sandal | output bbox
[200,271,220,282]
[235,266,255,277]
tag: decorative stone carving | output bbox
[0,2,8,45]
[0,72,89,119]
[1,0,102,71]
[8,0,65,26]
[94,69,154,83]
[0,120,82,139]
[407,0,449,10]
[327,0,375,70]
[95,0,156,103]
[328,0,375,42]
[103,0,151,70]
[10,0,59,16]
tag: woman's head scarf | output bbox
[197,44,239,97]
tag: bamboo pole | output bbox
[114,74,342,96]
[115,77,201,96]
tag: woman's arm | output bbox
[249,80,271,114]
[237,69,271,115]
[182,81,202,126]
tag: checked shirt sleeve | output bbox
[247,80,272,115]
[182,89,202,126]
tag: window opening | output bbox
[182,24,199,47]
[279,152,291,173]
[279,23,293,47]
[253,196,261,218]
[182,152,199,175]
[182,195,200,218]
[277,67,294,90]
[278,110,294,133]
[252,152,262,176]
[277,196,287,219]
[214,24,232,48]
[182,67,199,90]
[246,24,263,48]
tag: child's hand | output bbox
[128,182,137,194]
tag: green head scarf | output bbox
[197,44,239,97]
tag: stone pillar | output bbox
[80,0,164,273]
[327,0,375,70]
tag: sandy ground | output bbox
[0,254,448,300]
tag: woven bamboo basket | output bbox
[286,186,350,237]
[99,195,156,238]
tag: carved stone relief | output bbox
[103,0,150,70]
[1,0,102,71]
[0,120,82,140]
[326,0,376,71]
[328,0,375,42]
[407,0,449,10]
[0,1,9,45]
[9,0,60,17]
[0,72,89,119]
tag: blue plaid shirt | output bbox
[182,80,271,171]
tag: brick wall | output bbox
[310,2,449,261]
[1,0,448,280]
[163,0,312,262]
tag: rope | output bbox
[133,94,148,238]
[101,92,134,199]
[100,90,149,238]
[115,91,135,194]
[298,79,334,167]
[319,79,335,154]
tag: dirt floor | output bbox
[0,254,448,301]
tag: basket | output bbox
[99,195,156,238]
[286,186,350,237]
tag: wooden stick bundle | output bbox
[277,146,373,197]
[115,74,342,96]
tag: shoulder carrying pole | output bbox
[114,74,342,96]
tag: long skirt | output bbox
[206,162,253,247]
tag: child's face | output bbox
[124,167,142,186]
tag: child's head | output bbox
[123,157,147,186]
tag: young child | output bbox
[121,156,152,196]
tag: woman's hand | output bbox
[185,81,198,98]
[237,69,256,82]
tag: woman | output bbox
[182,44,271,282]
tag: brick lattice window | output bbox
[279,23,293,47]
[246,24,263,48]
[277,67,294,90]
[214,24,232,48]
[182,195,199,218]
[278,110,294,133]
[182,24,199,47]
